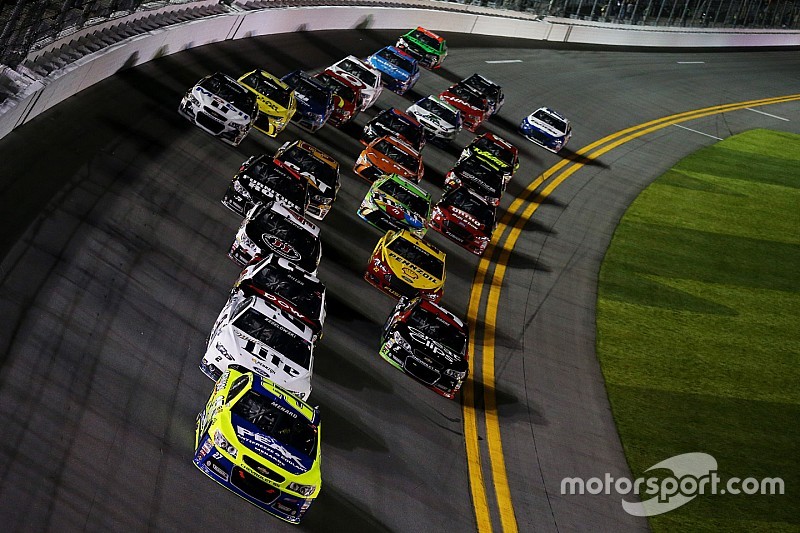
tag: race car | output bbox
[438,82,490,132]
[280,70,334,133]
[178,72,257,146]
[354,135,424,184]
[460,73,504,116]
[238,69,296,137]
[380,297,469,399]
[406,95,462,142]
[357,173,432,238]
[229,201,322,276]
[313,69,362,127]
[361,108,425,152]
[193,367,321,523]
[395,27,447,70]
[367,46,420,96]
[519,106,573,153]
[444,151,507,207]
[459,132,520,184]
[327,55,383,110]
[364,229,445,302]
[233,253,326,339]
[200,290,316,399]
[274,140,340,220]
[428,183,497,256]
[221,155,309,217]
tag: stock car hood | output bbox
[279,159,334,196]
[440,93,481,115]
[237,175,304,214]
[221,327,312,396]
[245,226,319,273]
[371,191,426,230]
[366,149,414,178]
[370,56,410,81]
[443,204,488,236]
[470,147,513,173]
[409,106,458,135]
[294,92,329,119]
[231,417,314,475]
[193,86,251,125]
[398,324,464,366]
[454,168,502,199]
[382,247,443,290]
[523,114,565,137]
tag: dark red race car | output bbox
[428,183,497,255]
[438,82,490,132]
[314,68,363,126]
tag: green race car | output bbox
[194,366,321,524]
[395,27,447,70]
[357,173,432,237]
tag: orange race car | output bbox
[353,135,424,184]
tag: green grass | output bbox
[597,129,800,531]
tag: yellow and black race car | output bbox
[238,69,296,137]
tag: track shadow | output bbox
[246,37,307,75]
[302,483,393,533]
[559,147,610,168]
[325,290,385,328]
[315,404,390,453]
[429,65,464,85]
[313,341,394,396]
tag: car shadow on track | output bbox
[314,401,391,453]
[303,483,393,532]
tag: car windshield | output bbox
[473,137,514,166]
[377,48,415,72]
[231,390,317,457]
[532,109,567,133]
[250,212,319,267]
[280,145,339,189]
[245,160,307,208]
[387,237,443,279]
[316,74,355,102]
[379,112,423,147]
[200,74,255,113]
[378,179,429,215]
[252,266,324,321]
[417,98,459,124]
[409,30,441,51]
[336,58,377,86]
[406,305,466,355]
[374,139,418,173]
[443,186,495,228]
[232,308,312,368]
[240,72,293,108]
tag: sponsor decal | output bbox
[207,459,229,481]
[401,267,419,280]
[271,401,299,418]
[195,86,249,120]
[408,326,459,363]
[450,207,481,229]
[235,425,307,472]
[262,233,302,262]
[473,148,510,169]
[387,251,440,283]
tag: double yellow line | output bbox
[461,93,800,532]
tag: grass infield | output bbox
[596,129,800,531]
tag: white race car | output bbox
[406,95,462,142]
[178,72,257,146]
[519,107,572,153]
[327,55,383,110]
[200,290,315,400]
[228,200,322,276]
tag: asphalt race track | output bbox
[1,27,799,532]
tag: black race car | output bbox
[379,296,469,399]
[443,151,507,206]
[274,139,341,221]
[460,73,505,116]
[281,70,334,132]
[361,107,426,152]
[221,155,309,216]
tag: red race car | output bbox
[314,68,363,126]
[428,183,497,255]
[438,82,490,132]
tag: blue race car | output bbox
[367,46,420,96]
[281,70,334,133]
[519,107,572,153]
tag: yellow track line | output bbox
[463,93,800,533]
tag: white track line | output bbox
[673,124,724,140]
[677,61,706,64]
[745,107,790,121]
[485,59,522,63]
